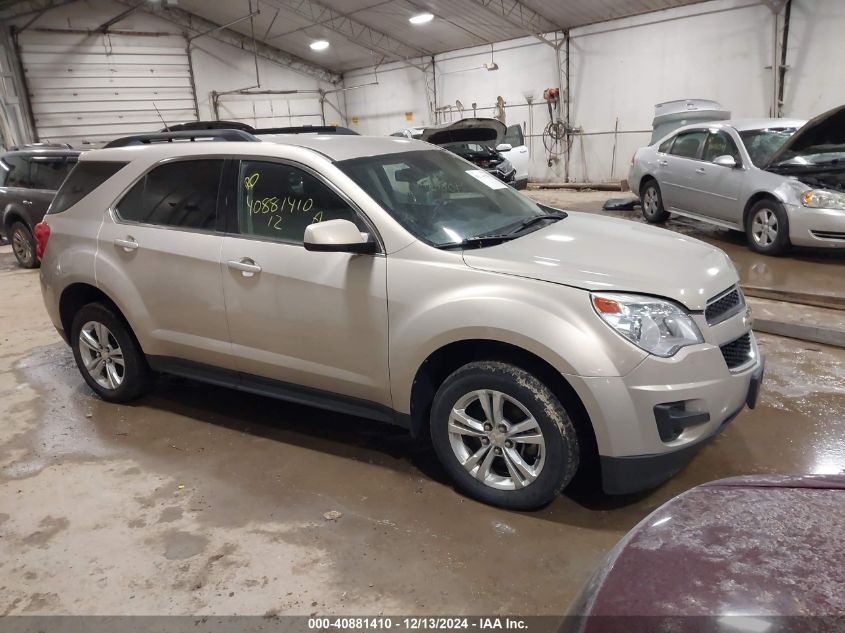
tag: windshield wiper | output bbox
[505,212,567,235]
[438,234,517,249]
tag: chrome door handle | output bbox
[227,258,262,276]
[114,237,138,251]
[696,167,706,174]
[658,160,668,166]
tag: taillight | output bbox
[34,222,51,260]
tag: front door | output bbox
[219,158,391,407]
[693,130,746,224]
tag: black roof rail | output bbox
[104,130,259,148]
[10,142,74,151]
[253,125,359,136]
[160,120,256,133]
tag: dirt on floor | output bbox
[1,199,845,616]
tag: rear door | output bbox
[218,157,391,408]
[660,129,708,211]
[693,130,746,224]
[502,124,529,183]
[96,158,233,369]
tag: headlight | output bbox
[801,189,845,210]
[592,293,704,357]
[498,158,513,173]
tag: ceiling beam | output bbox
[118,0,340,84]
[261,0,431,70]
[466,0,562,47]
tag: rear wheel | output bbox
[640,180,669,223]
[430,361,579,510]
[746,199,790,255]
[70,303,153,403]
[10,222,38,268]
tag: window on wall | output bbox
[237,160,364,244]
[668,131,708,159]
[702,131,740,163]
[115,159,223,230]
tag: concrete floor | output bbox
[2,195,845,616]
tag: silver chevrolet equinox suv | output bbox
[38,129,764,510]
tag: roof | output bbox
[81,135,433,164]
[673,118,807,134]
[2,148,81,159]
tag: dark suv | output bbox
[1,145,79,267]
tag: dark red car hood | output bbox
[569,475,845,619]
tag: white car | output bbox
[38,129,762,510]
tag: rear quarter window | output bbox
[48,161,127,215]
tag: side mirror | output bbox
[496,143,513,152]
[713,154,738,168]
[303,219,377,254]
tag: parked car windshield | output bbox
[337,149,547,247]
[738,128,798,167]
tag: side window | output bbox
[658,136,674,153]
[668,131,708,159]
[3,155,30,188]
[702,131,740,163]
[238,160,364,244]
[116,159,223,230]
[30,157,75,191]
[504,124,524,147]
[49,161,127,215]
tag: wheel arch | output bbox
[59,283,143,352]
[408,339,599,473]
[742,191,783,227]
[638,174,658,197]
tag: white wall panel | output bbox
[18,31,197,145]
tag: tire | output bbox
[10,221,38,269]
[70,303,153,403]
[745,198,790,255]
[430,361,580,510]
[640,180,669,223]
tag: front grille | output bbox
[811,230,845,241]
[705,286,745,325]
[720,333,753,370]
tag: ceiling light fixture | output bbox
[310,40,330,51]
[409,12,434,25]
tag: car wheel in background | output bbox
[71,303,153,403]
[640,180,669,223]
[10,221,38,269]
[746,199,790,255]
[430,361,580,510]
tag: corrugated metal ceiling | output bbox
[176,0,711,72]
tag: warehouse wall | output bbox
[344,0,844,184]
[8,0,342,145]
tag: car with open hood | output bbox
[628,104,845,255]
[419,118,529,189]
[38,129,761,510]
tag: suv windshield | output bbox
[739,128,797,167]
[337,150,549,247]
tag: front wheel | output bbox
[746,199,790,255]
[10,221,38,268]
[70,303,153,403]
[430,361,580,510]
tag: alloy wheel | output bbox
[751,208,778,246]
[78,321,125,390]
[12,227,33,266]
[447,389,546,490]
[642,188,658,217]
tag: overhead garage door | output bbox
[18,30,198,147]
[214,93,325,129]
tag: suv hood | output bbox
[462,213,737,311]
[421,118,506,148]
[764,103,845,168]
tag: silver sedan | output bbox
[628,105,845,255]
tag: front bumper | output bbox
[564,332,764,494]
[786,202,845,247]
